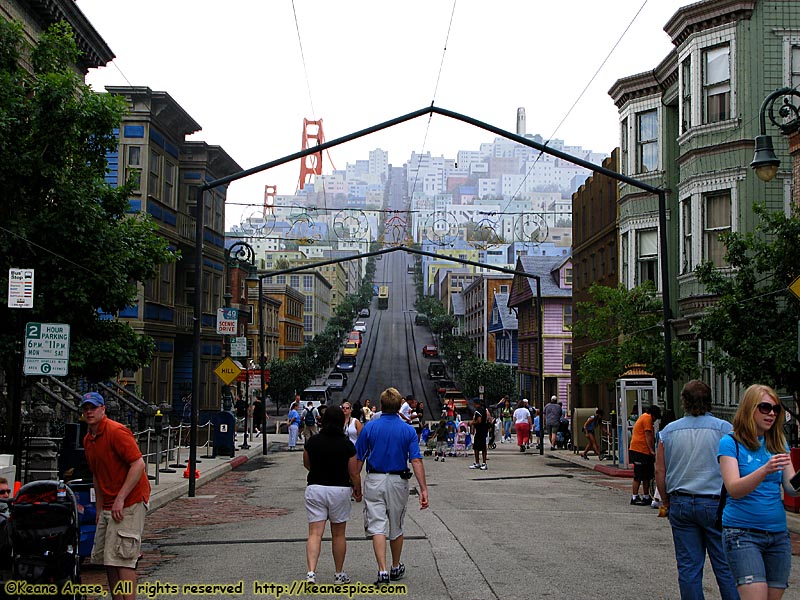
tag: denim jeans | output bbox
[722,527,791,589]
[668,494,739,600]
[503,420,512,439]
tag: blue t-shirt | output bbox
[287,409,300,427]
[355,413,421,472]
[718,434,788,532]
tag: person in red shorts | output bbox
[82,392,150,600]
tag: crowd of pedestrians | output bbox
[287,380,798,597]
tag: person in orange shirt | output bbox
[82,392,150,600]
[629,404,662,506]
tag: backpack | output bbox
[304,408,317,426]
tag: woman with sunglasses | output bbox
[718,384,798,600]
[341,401,362,444]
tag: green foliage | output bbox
[0,20,176,381]
[457,357,517,404]
[692,203,800,391]
[572,282,697,389]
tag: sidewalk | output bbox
[146,430,276,513]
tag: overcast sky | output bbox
[76,0,689,228]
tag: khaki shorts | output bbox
[363,473,409,541]
[91,501,146,568]
[305,485,352,524]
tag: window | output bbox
[564,268,572,285]
[276,275,286,284]
[637,229,658,285]
[303,315,313,332]
[703,191,731,266]
[792,44,800,90]
[303,275,313,290]
[126,146,142,192]
[621,232,629,288]
[500,284,509,293]
[563,342,573,370]
[563,305,572,329]
[290,275,300,288]
[682,198,693,274]
[148,150,161,198]
[681,58,692,133]
[304,295,313,311]
[620,118,628,175]
[636,110,658,172]
[703,45,730,123]
[163,161,175,207]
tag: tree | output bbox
[0,22,175,386]
[572,282,697,390]
[693,203,800,391]
[457,357,517,405]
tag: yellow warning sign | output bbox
[214,357,242,386]
[790,275,800,301]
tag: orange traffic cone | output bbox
[182,467,200,479]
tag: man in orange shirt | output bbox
[628,404,662,506]
[82,392,150,600]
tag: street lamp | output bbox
[751,88,800,182]
[225,241,257,447]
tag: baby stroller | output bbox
[556,418,572,450]
[8,480,82,599]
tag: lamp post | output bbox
[751,87,800,182]
[225,241,257,449]
[258,274,268,455]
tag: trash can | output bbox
[67,479,97,559]
[213,411,236,458]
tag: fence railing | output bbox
[20,420,219,485]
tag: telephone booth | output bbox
[615,366,658,469]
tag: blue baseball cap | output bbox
[81,392,105,407]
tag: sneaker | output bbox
[651,500,660,509]
[630,496,641,505]
[479,464,488,470]
[550,446,555,451]
[434,456,439,461]
[441,457,445,462]
[519,446,525,452]
[390,563,405,581]
[639,496,653,506]
[375,572,390,586]
[469,463,481,469]
[334,572,351,584]
[306,571,316,584]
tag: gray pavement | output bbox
[131,430,800,600]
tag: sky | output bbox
[75,0,690,229]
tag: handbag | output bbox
[714,433,739,531]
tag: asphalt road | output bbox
[86,442,800,600]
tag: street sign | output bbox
[216,307,238,335]
[213,357,242,385]
[8,268,34,309]
[230,336,248,357]
[790,275,800,301]
[23,322,70,376]
[237,369,270,385]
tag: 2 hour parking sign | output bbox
[23,322,70,376]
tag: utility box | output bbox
[212,411,236,458]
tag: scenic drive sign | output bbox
[23,322,70,376]
[216,307,238,335]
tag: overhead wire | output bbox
[501,0,650,217]
[407,0,458,205]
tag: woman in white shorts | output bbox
[303,405,362,585]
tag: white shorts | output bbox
[304,485,352,524]
[363,473,409,541]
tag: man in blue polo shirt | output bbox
[355,387,429,587]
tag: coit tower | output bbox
[516,107,526,136]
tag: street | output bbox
[80,439,800,600]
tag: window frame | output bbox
[702,43,731,124]
[636,109,659,173]
[702,190,731,267]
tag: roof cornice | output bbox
[664,0,756,47]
